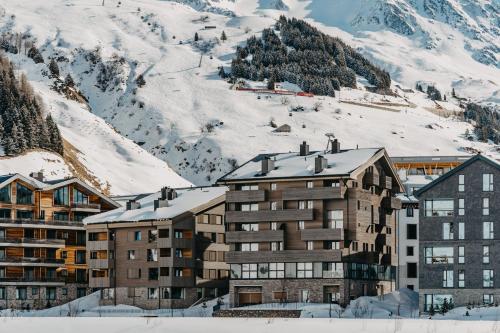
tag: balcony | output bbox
[379,176,392,190]
[364,172,379,187]
[382,197,402,211]
[282,187,346,200]
[300,228,343,241]
[0,257,65,267]
[71,202,101,211]
[0,276,66,285]
[226,230,284,243]
[0,237,65,248]
[89,277,113,288]
[159,257,195,267]
[157,238,193,249]
[87,240,114,251]
[226,209,313,223]
[225,249,341,263]
[88,259,110,269]
[226,190,266,203]
[159,276,194,287]
[0,218,84,229]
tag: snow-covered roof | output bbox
[219,148,383,181]
[84,186,227,224]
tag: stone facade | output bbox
[99,287,198,310]
[0,284,88,310]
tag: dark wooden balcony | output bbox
[71,202,101,211]
[300,228,343,241]
[0,218,84,228]
[364,172,379,187]
[226,190,266,203]
[226,209,313,223]
[382,197,402,211]
[225,249,341,263]
[379,176,392,190]
[0,237,65,247]
[226,230,284,243]
[282,187,346,200]
[0,256,65,266]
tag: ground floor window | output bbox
[101,288,114,300]
[148,288,158,299]
[0,287,5,299]
[46,287,56,300]
[161,287,185,300]
[483,294,494,305]
[424,294,453,312]
[77,288,87,298]
[16,287,27,300]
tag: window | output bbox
[174,231,183,239]
[298,201,306,210]
[270,222,277,231]
[307,181,314,188]
[443,270,453,288]
[241,185,258,191]
[240,223,258,231]
[298,221,305,230]
[458,175,464,192]
[484,294,494,305]
[483,222,494,239]
[327,210,343,229]
[406,207,414,217]
[240,243,258,251]
[483,198,490,216]
[271,183,277,191]
[148,268,159,280]
[483,174,494,191]
[53,186,69,206]
[269,263,285,278]
[0,185,11,203]
[16,183,33,205]
[352,241,358,252]
[16,210,33,219]
[73,188,89,205]
[406,224,417,240]
[424,294,453,312]
[53,212,69,221]
[458,270,465,288]
[134,231,141,241]
[0,209,10,218]
[322,263,343,278]
[407,263,417,278]
[128,250,136,260]
[148,230,158,242]
[424,199,454,217]
[270,201,277,210]
[425,247,454,264]
[241,203,258,211]
[306,241,313,250]
[483,270,494,288]
[90,251,98,259]
[159,229,169,238]
[442,223,453,240]
[307,200,313,209]
[147,249,158,262]
[0,287,5,300]
[297,263,313,278]
[458,199,465,216]
[242,264,257,279]
[16,287,27,300]
[160,248,171,257]
[458,246,465,264]
[270,241,283,251]
[325,241,340,250]
[458,222,464,240]
[406,246,414,256]
[148,288,158,299]
[483,246,490,264]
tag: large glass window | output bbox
[269,263,285,278]
[73,188,89,204]
[241,203,258,211]
[241,264,257,279]
[443,270,453,288]
[16,183,33,205]
[0,185,11,203]
[483,222,494,239]
[240,223,259,231]
[297,263,313,278]
[327,210,343,229]
[483,270,494,288]
[425,247,454,264]
[424,199,454,217]
[53,212,69,221]
[322,263,343,278]
[483,174,494,191]
[54,186,69,206]
[442,223,453,240]
[16,210,33,219]
[0,209,11,219]
[424,294,453,312]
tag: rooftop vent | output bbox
[315,155,328,174]
[154,199,169,211]
[261,156,275,174]
[161,187,177,201]
[126,200,141,211]
[29,171,44,182]
[299,141,309,156]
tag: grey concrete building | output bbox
[415,154,499,312]
[217,140,403,307]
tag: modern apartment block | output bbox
[392,156,468,292]
[415,154,499,312]
[217,141,403,307]
[84,186,229,309]
[0,172,118,309]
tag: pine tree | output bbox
[218,66,226,79]
[48,59,60,78]
[46,114,63,155]
[194,32,199,42]
[135,74,146,87]
[221,31,227,42]
[64,74,75,87]
[452,88,456,98]
[27,46,44,64]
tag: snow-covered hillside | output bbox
[0,0,498,185]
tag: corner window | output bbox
[53,186,69,206]
[0,185,11,203]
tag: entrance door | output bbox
[238,292,262,306]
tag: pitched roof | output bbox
[83,186,227,224]
[414,154,500,197]
[0,173,46,189]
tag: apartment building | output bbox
[0,172,118,310]
[415,154,499,312]
[217,141,403,307]
[392,156,469,291]
[84,186,229,309]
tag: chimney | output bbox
[299,141,309,156]
[331,139,340,154]
[161,187,177,201]
[30,171,44,182]
[261,156,275,174]
[126,200,141,211]
[154,199,169,211]
[315,155,328,173]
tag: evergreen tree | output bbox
[194,32,199,42]
[452,88,456,98]
[218,66,226,79]
[48,59,60,77]
[27,46,44,64]
[221,31,227,42]
[64,74,75,87]
[46,114,64,155]
[135,74,146,87]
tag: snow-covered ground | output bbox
[0,0,497,186]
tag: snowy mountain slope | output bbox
[0,0,498,185]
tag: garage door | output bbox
[238,292,262,306]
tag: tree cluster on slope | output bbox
[0,56,63,156]
[464,103,499,144]
[230,16,391,97]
